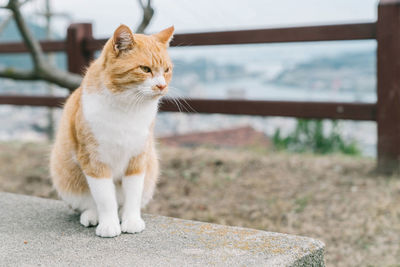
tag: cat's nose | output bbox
[156,84,167,90]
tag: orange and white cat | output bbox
[50,25,174,237]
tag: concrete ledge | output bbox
[0,193,324,266]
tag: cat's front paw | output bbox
[96,218,121,238]
[121,217,145,234]
[80,209,98,227]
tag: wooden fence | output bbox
[0,0,399,171]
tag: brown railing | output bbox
[0,0,399,171]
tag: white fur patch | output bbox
[86,176,120,237]
[122,173,144,218]
[82,86,159,180]
[80,209,98,227]
[121,173,146,233]
[152,72,166,88]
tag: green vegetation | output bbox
[272,119,360,155]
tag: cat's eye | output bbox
[165,67,170,73]
[140,66,152,73]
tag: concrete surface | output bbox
[0,192,325,266]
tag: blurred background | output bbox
[1,0,399,266]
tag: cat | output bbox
[50,24,174,238]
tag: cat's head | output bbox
[101,24,174,99]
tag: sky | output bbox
[0,0,379,38]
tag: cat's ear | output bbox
[153,26,174,46]
[113,24,134,55]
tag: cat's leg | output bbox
[79,158,121,238]
[59,192,98,227]
[86,175,121,237]
[121,155,146,233]
[50,151,99,227]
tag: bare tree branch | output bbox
[0,67,36,80]
[0,0,82,90]
[137,0,145,9]
[135,0,154,33]
[0,65,82,89]
[7,0,46,69]
[38,65,82,89]
[0,0,31,36]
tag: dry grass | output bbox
[0,141,399,266]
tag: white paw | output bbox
[95,218,121,238]
[121,217,146,234]
[80,209,98,227]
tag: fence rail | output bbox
[0,0,399,171]
[0,23,377,54]
[0,40,66,53]
[0,95,377,121]
[83,23,377,51]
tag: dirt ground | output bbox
[0,141,399,267]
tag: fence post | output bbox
[66,23,94,75]
[377,0,400,172]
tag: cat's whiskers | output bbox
[161,95,182,113]
[166,86,196,113]
[110,88,157,113]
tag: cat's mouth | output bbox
[154,91,167,96]
[151,89,168,97]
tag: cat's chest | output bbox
[81,91,158,177]
[93,115,149,156]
